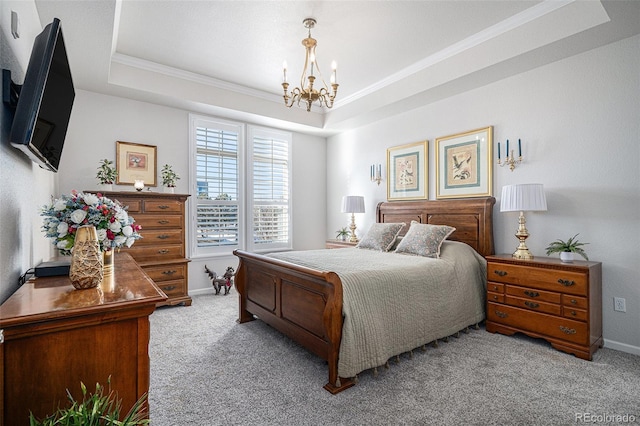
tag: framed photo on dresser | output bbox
[435,126,492,199]
[116,141,157,186]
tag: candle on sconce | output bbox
[377,164,381,179]
[506,139,509,157]
[498,142,501,160]
[371,165,374,180]
[518,139,522,157]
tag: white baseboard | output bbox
[603,338,640,356]
[189,287,216,297]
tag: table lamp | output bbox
[501,184,547,259]
[341,195,365,243]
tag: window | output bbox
[189,115,291,257]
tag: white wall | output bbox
[0,1,57,303]
[327,35,640,354]
[58,90,327,295]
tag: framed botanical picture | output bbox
[435,126,493,199]
[387,140,428,201]
[116,141,157,186]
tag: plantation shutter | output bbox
[192,118,243,255]
[248,126,292,252]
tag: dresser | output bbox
[98,191,192,306]
[0,253,166,425]
[485,254,602,360]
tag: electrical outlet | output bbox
[614,297,626,312]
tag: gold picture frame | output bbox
[435,126,492,199]
[387,140,428,201]
[116,141,157,186]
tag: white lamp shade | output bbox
[341,196,365,214]
[501,184,547,212]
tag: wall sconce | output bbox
[370,164,382,185]
[497,138,523,171]
[134,180,145,191]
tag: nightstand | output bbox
[325,239,358,249]
[485,254,602,360]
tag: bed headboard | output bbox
[376,197,495,257]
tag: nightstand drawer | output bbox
[563,307,587,321]
[487,291,504,303]
[487,282,504,293]
[505,295,561,316]
[487,262,588,296]
[562,294,588,309]
[488,302,588,345]
[506,285,561,304]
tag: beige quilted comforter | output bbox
[269,241,487,378]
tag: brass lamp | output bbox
[501,184,547,259]
[341,196,365,243]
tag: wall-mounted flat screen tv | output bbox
[9,18,75,172]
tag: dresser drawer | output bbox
[488,302,588,345]
[563,307,587,322]
[155,279,186,298]
[562,294,588,309]
[121,199,142,213]
[135,229,183,246]
[124,244,185,261]
[134,215,183,229]
[506,285,561,304]
[143,263,187,282]
[487,282,504,293]
[487,292,504,303]
[144,199,183,213]
[487,262,588,296]
[505,295,562,316]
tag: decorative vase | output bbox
[560,252,574,263]
[164,186,175,194]
[103,250,115,275]
[99,183,113,191]
[69,225,104,289]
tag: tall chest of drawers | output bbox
[99,191,192,307]
[485,254,602,360]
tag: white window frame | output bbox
[188,114,245,258]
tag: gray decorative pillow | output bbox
[394,221,456,258]
[356,222,406,251]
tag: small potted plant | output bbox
[161,164,180,193]
[336,227,350,241]
[96,159,117,190]
[545,234,589,263]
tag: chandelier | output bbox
[282,18,338,111]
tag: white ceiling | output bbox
[32,0,640,136]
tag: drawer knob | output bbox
[570,310,577,316]
[524,290,539,298]
[158,220,170,224]
[570,299,578,305]
[162,270,177,275]
[492,295,499,300]
[558,279,575,287]
[495,310,508,319]
[158,205,170,209]
[524,301,540,309]
[559,326,576,335]
[494,270,507,277]
[157,234,170,240]
[158,249,170,254]
[163,285,176,291]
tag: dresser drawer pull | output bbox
[158,220,170,224]
[558,279,575,287]
[524,301,539,309]
[158,205,170,209]
[162,270,177,275]
[524,291,539,298]
[493,270,507,277]
[570,310,577,316]
[157,234,171,240]
[570,299,578,305]
[492,295,499,300]
[559,326,576,335]
[158,249,170,254]
[495,310,508,319]
[162,285,176,291]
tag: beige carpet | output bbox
[148,293,640,425]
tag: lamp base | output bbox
[512,210,534,260]
[349,213,359,243]
[512,246,534,260]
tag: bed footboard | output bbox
[233,249,355,394]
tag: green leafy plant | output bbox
[29,380,149,426]
[96,159,117,185]
[545,234,589,260]
[336,227,350,240]
[161,164,180,187]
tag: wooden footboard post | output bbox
[233,253,255,324]
[322,272,355,394]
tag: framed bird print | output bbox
[435,126,492,199]
[387,140,428,201]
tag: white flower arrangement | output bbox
[41,190,142,256]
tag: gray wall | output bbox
[327,34,640,354]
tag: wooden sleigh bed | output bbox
[233,197,495,394]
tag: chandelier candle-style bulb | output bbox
[282,18,339,112]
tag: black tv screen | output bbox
[9,18,74,172]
